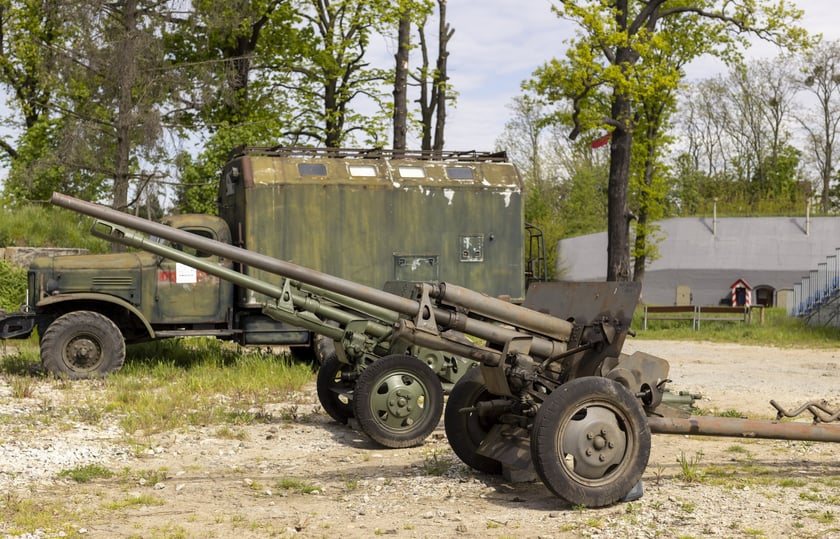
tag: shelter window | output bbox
[298,163,327,176]
[446,167,474,180]
[398,166,425,178]
[171,229,214,258]
[348,165,378,177]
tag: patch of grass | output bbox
[275,477,320,494]
[724,444,750,455]
[99,338,314,436]
[633,306,840,348]
[215,426,249,441]
[810,511,836,524]
[135,468,169,486]
[0,342,41,375]
[677,450,704,483]
[104,493,165,510]
[691,407,747,418]
[422,449,456,476]
[58,463,114,483]
[0,493,81,537]
[7,374,37,398]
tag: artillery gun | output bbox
[50,192,840,508]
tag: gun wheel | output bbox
[531,376,650,508]
[353,354,443,448]
[40,311,125,379]
[316,354,355,424]
[444,367,502,474]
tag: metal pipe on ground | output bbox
[648,415,840,443]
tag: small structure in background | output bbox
[730,278,751,307]
[558,215,840,308]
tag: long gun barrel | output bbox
[51,192,573,365]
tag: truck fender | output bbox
[37,293,156,339]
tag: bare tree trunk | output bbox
[607,92,633,282]
[415,19,434,151]
[632,143,656,283]
[432,0,451,151]
[393,13,410,151]
[107,0,139,254]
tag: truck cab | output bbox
[18,214,234,378]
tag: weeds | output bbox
[58,463,114,483]
[0,493,80,537]
[275,478,320,494]
[677,450,704,483]
[422,449,455,476]
[104,493,165,510]
[7,374,37,398]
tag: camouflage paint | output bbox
[218,150,525,308]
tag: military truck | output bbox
[0,147,545,379]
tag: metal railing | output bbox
[791,247,840,318]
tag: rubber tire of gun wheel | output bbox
[530,376,650,508]
[352,354,443,448]
[444,367,503,475]
[40,311,125,379]
[313,329,339,366]
[316,353,355,424]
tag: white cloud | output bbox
[442,0,840,151]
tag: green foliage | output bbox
[0,205,109,252]
[677,450,704,484]
[1,118,108,206]
[275,478,320,494]
[104,338,314,434]
[0,205,109,310]
[58,464,114,483]
[634,307,840,348]
[0,260,27,312]
[528,1,807,280]
[175,121,293,215]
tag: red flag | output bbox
[590,132,611,149]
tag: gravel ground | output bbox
[2,339,840,538]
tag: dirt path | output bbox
[3,340,840,538]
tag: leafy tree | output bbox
[497,95,608,278]
[531,0,806,281]
[27,0,177,220]
[166,0,303,213]
[0,0,81,204]
[674,57,806,215]
[283,0,391,147]
[796,38,840,213]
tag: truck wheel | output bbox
[444,367,503,475]
[40,311,125,379]
[352,354,443,448]
[530,376,650,508]
[316,354,355,424]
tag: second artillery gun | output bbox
[51,192,840,508]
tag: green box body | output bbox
[219,148,527,309]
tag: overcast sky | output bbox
[428,0,840,152]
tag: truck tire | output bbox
[40,311,125,379]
